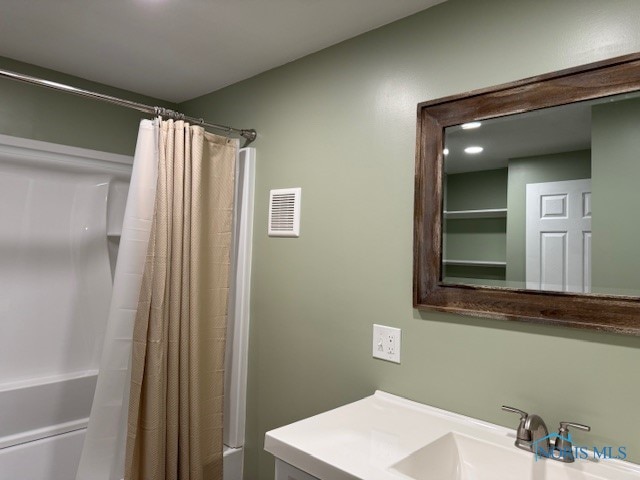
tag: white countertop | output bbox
[264,391,640,480]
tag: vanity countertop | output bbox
[264,391,640,480]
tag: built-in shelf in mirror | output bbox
[443,260,506,267]
[443,208,507,219]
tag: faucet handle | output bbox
[554,422,591,463]
[502,406,531,442]
[502,406,528,419]
[559,421,591,433]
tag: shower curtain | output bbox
[76,119,159,480]
[77,119,237,480]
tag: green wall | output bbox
[445,168,508,211]
[180,0,640,478]
[592,98,640,296]
[0,56,175,155]
[445,218,506,264]
[506,150,591,285]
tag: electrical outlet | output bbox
[372,324,401,364]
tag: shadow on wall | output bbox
[413,309,640,349]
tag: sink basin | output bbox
[266,392,640,480]
[389,432,607,480]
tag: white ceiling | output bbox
[0,0,446,103]
[444,90,640,175]
[444,103,592,174]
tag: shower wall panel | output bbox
[0,134,131,458]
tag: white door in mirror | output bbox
[372,324,401,363]
[526,179,592,293]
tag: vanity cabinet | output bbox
[275,459,320,480]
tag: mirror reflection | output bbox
[442,91,640,296]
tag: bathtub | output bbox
[0,432,242,480]
[224,446,244,479]
[0,429,85,480]
[0,372,95,480]
[0,342,243,480]
[0,370,242,479]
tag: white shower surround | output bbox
[0,135,132,384]
[0,134,253,480]
[0,134,132,480]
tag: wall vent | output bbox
[268,188,301,237]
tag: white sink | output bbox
[265,391,640,480]
[390,432,607,480]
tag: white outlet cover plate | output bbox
[372,324,401,364]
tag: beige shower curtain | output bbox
[125,120,237,480]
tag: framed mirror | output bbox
[413,53,640,335]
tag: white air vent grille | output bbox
[268,188,301,237]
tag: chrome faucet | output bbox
[502,406,550,453]
[502,406,590,463]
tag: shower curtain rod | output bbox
[0,67,257,146]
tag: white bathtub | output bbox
[0,372,97,450]
[0,429,85,480]
[0,430,243,480]
[0,371,243,479]
[224,446,244,480]
[0,372,96,480]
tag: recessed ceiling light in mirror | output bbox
[461,122,482,130]
[443,148,449,155]
[464,146,483,154]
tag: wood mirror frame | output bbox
[413,53,640,336]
